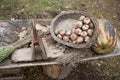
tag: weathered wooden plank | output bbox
[11,36,64,62]
[0,68,23,80]
[0,46,120,69]
[0,61,58,69]
[0,76,23,80]
[0,68,21,75]
[0,39,120,69]
[42,38,64,58]
[11,48,34,62]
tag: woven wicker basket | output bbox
[50,11,98,48]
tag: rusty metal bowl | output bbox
[50,11,98,48]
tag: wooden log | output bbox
[43,65,61,79]
[0,68,21,76]
[0,68,23,80]
[31,20,47,60]
[0,76,23,80]
[43,64,72,79]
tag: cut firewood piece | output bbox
[43,53,77,79]
[0,68,21,76]
[34,46,42,60]
[31,32,47,60]
[31,20,47,60]
[31,36,36,61]
[43,65,61,79]
[0,68,23,80]
[43,64,72,79]
[11,48,34,62]
[42,52,79,79]
[0,76,23,80]
[37,36,47,59]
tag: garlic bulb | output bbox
[79,16,85,21]
[66,30,71,36]
[84,36,90,42]
[74,28,82,35]
[57,34,62,39]
[87,29,93,36]
[73,24,78,29]
[54,29,59,35]
[63,36,69,42]
[84,17,91,24]
[82,25,89,31]
[60,30,66,35]
[70,33,77,41]
[80,31,87,37]
[74,21,83,28]
[76,37,83,44]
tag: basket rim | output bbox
[50,11,98,48]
